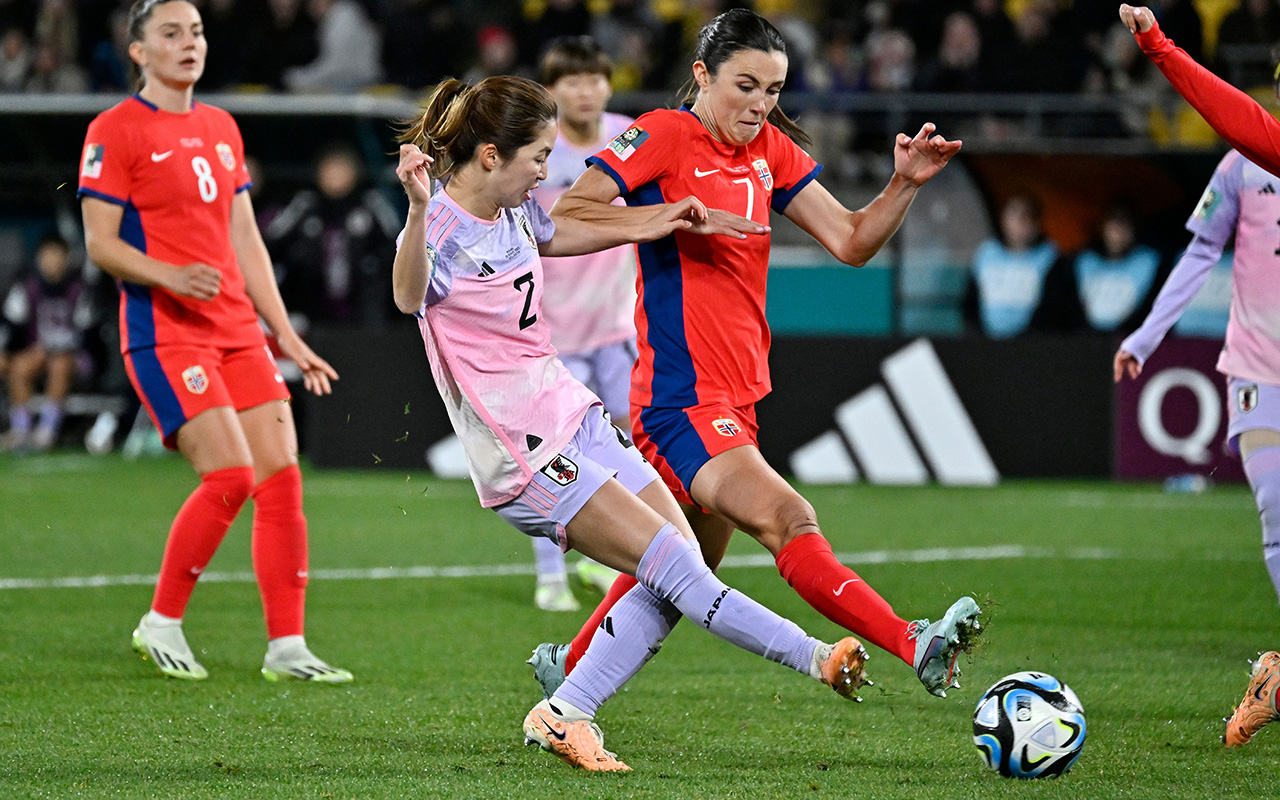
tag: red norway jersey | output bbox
[78,95,262,353]
[587,107,820,408]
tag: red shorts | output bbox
[633,403,758,506]
[124,343,289,449]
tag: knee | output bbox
[759,496,820,553]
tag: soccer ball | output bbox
[972,671,1086,779]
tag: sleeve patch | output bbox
[607,126,649,161]
[81,144,104,179]
[1194,186,1220,221]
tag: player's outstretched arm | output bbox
[81,196,222,300]
[1121,4,1280,177]
[783,123,961,267]
[545,167,768,256]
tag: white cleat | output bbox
[535,577,580,612]
[131,616,208,680]
[262,645,353,684]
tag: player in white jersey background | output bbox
[391,74,873,771]
[524,36,632,612]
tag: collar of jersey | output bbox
[130,93,197,114]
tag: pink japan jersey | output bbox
[404,187,600,507]
[1191,150,1280,383]
[530,111,637,355]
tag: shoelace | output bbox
[905,619,930,640]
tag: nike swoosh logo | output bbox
[1255,674,1274,702]
[543,722,567,742]
[151,151,173,162]
[833,578,860,596]
[694,168,720,177]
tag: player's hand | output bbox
[690,208,770,239]
[276,332,339,396]
[638,196,707,240]
[169,262,221,300]
[1113,349,1142,382]
[397,144,434,207]
[1119,5,1155,34]
[893,122,962,188]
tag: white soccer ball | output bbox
[972,671,1086,779]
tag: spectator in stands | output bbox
[284,0,382,92]
[591,0,680,90]
[262,143,401,328]
[241,0,317,90]
[381,0,466,91]
[996,3,1077,92]
[522,0,590,68]
[1073,202,1162,333]
[967,193,1077,338]
[0,26,32,91]
[24,34,87,92]
[87,7,129,92]
[2,232,89,452]
[916,10,987,92]
[1215,0,1280,88]
[1150,0,1202,65]
[971,0,1016,82]
[463,24,525,83]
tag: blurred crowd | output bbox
[0,0,1271,97]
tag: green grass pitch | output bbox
[0,454,1276,798]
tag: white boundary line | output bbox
[0,545,1126,591]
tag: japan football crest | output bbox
[81,144,103,179]
[1238,384,1259,413]
[215,142,236,171]
[541,454,579,486]
[712,418,741,437]
[182,365,209,395]
[752,158,773,191]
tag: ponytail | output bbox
[398,76,558,180]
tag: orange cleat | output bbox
[522,700,631,772]
[819,636,872,701]
[1225,651,1280,747]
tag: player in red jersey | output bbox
[78,0,351,683]
[527,8,983,701]
[1120,2,1280,749]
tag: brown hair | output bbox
[678,8,810,145]
[540,35,612,86]
[398,76,558,180]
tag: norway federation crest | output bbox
[541,454,579,486]
[182,365,209,395]
[752,158,773,191]
[215,142,236,171]
[1238,384,1259,413]
[712,418,740,437]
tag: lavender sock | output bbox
[531,535,568,582]
[553,583,681,717]
[1244,446,1280,607]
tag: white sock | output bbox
[546,697,592,722]
[267,634,307,659]
[144,610,182,628]
[810,642,833,681]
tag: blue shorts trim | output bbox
[637,405,711,496]
[130,347,187,439]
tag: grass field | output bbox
[1,453,1276,798]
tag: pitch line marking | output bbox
[0,544,1248,591]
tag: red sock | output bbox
[565,572,638,675]
[775,533,915,664]
[151,466,255,619]
[251,464,308,639]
